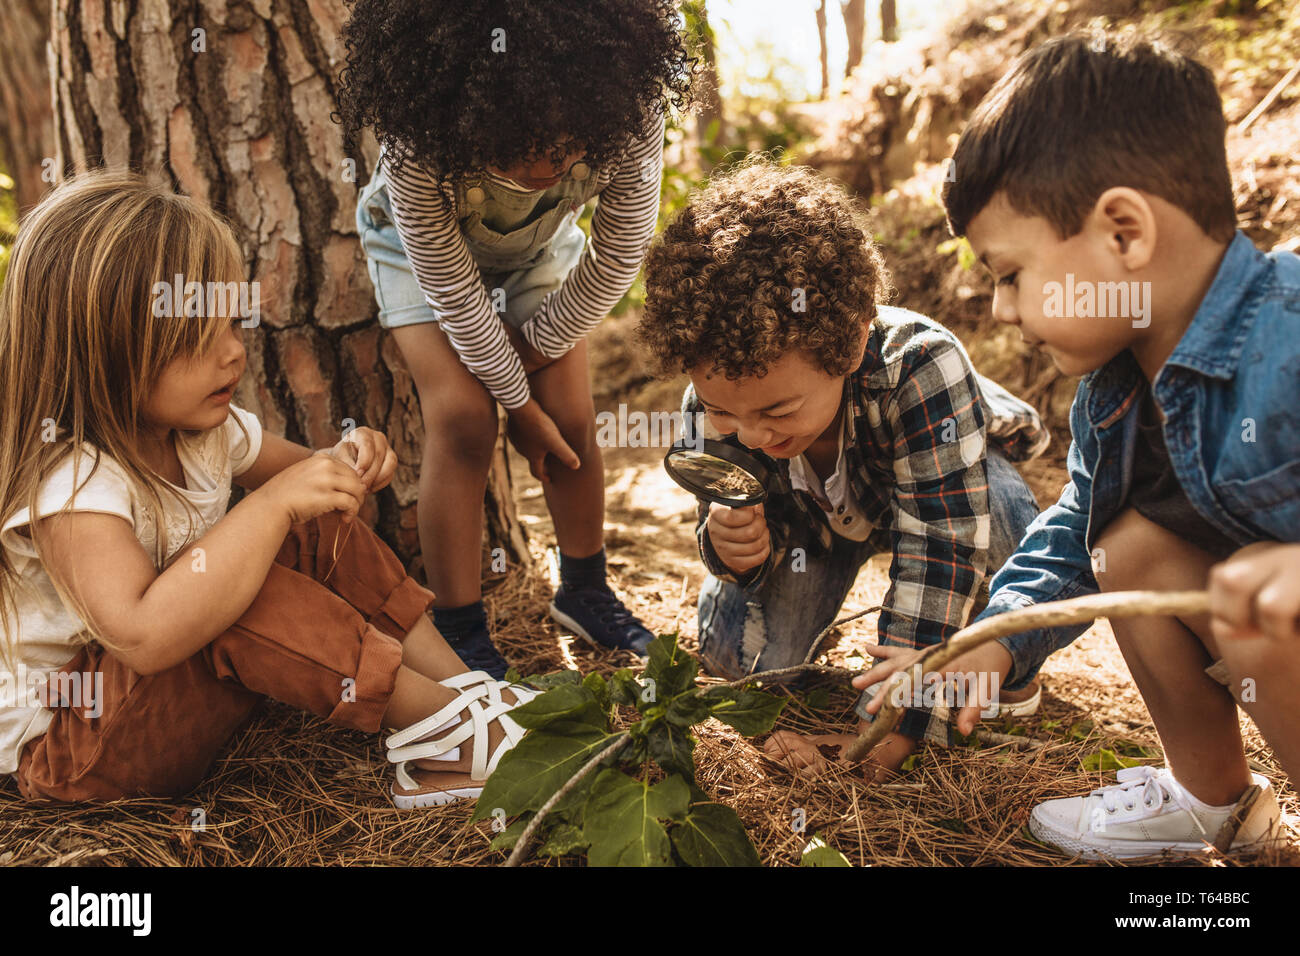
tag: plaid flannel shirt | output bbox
[683,306,1049,744]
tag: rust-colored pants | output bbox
[15,511,434,802]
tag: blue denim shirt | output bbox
[979,231,1300,688]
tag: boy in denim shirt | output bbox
[637,160,1048,781]
[859,31,1296,858]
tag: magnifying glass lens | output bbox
[666,450,763,502]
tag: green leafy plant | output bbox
[801,834,852,867]
[472,633,785,866]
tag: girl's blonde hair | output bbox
[0,168,251,667]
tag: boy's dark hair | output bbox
[336,0,696,183]
[943,30,1236,242]
[638,158,891,381]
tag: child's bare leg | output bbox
[382,664,516,784]
[390,322,498,606]
[1215,633,1300,784]
[1093,508,1250,805]
[398,612,471,680]
[526,338,605,557]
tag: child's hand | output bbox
[705,502,770,576]
[503,323,555,376]
[506,398,581,483]
[853,640,1014,736]
[1208,542,1300,643]
[255,453,368,525]
[330,427,398,493]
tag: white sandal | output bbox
[385,670,538,809]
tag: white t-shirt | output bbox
[0,405,263,775]
[788,408,874,542]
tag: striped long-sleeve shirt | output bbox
[381,113,665,410]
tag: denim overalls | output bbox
[355,152,605,329]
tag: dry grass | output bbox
[2,489,1295,867]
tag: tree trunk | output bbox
[841,0,866,79]
[815,1,830,99]
[0,0,56,213]
[687,2,725,161]
[881,0,899,43]
[47,0,531,578]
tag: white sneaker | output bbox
[1029,766,1282,860]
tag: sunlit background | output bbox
[712,0,948,100]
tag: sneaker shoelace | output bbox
[1092,766,1208,836]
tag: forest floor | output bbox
[2,0,1298,868]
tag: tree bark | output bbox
[815,1,830,99]
[685,1,725,162]
[841,0,866,79]
[47,0,531,577]
[881,0,899,43]
[0,0,56,213]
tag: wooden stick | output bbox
[503,733,630,867]
[842,590,1210,763]
[1239,61,1300,134]
[1212,784,1263,853]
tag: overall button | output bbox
[569,161,590,181]
[465,186,486,205]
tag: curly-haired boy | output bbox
[638,159,1049,780]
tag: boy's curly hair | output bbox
[638,158,891,381]
[335,0,697,182]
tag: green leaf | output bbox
[804,688,832,711]
[582,672,611,715]
[665,691,713,727]
[521,669,583,691]
[801,834,852,867]
[1068,719,1096,741]
[1081,748,1143,773]
[470,723,615,821]
[643,634,698,699]
[507,683,607,732]
[608,669,642,707]
[488,817,528,851]
[645,719,696,777]
[670,803,760,867]
[537,823,588,858]
[701,686,786,736]
[582,769,688,866]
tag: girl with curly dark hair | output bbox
[336,0,696,694]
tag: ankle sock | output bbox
[558,548,607,591]
[431,601,488,645]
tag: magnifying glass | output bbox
[662,438,774,508]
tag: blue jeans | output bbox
[696,447,1041,724]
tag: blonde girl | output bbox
[0,170,534,808]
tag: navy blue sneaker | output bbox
[550,584,655,657]
[441,619,509,679]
